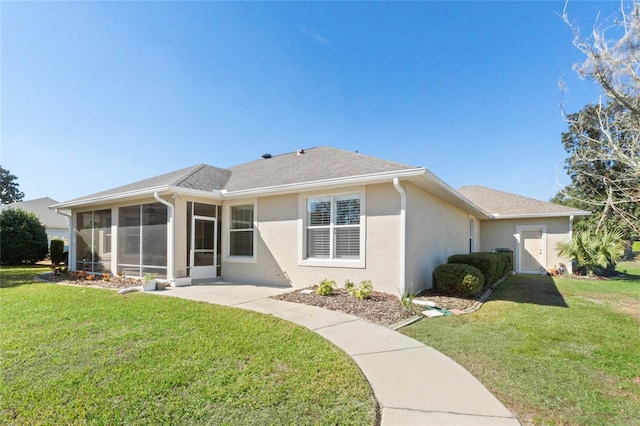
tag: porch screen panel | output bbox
[75,209,111,272]
[117,206,141,276]
[93,209,111,272]
[76,212,93,271]
[142,203,167,269]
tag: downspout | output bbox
[54,208,72,265]
[569,215,574,239]
[154,192,175,282]
[568,215,574,274]
[393,178,407,296]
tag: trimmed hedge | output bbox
[447,252,511,287]
[434,263,484,297]
[50,239,65,265]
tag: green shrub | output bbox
[434,263,484,297]
[316,278,336,296]
[557,228,624,276]
[448,252,510,286]
[345,279,373,300]
[50,239,65,265]
[0,208,48,265]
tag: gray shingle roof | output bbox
[224,146,418,191]
[0,197,68,228]
[457,186,590,217]
[61,164,232,204]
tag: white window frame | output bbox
[298,188,366,269]
[223,199,257,264]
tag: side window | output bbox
[229,205,254,257]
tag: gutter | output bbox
[491,211,591,219]
[154,192,175,281]
[221,168,426,199]
[51,186,223,209]
[393,177,407,296]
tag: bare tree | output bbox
[559,1,640,240]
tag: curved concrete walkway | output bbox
[156,282,520,426]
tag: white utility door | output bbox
[190,216,217,279]
[520,229,544,273]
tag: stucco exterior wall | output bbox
[478,217,573,273]
[404,182,471,293]
[221,183,403,295]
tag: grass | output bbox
[617,260,640,276]
[0,266,377,425]
[402,266,640,426]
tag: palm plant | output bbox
[557,228,625,276]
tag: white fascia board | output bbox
[413,171,493,219]
[220,168,427,199]
[51,186,223,209]
[492,211,591,219]
[166,186,224,200]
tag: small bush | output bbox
[434,263,484,297]
[50,239,65,265]
[345,279,373,300]
[316,278,336,296]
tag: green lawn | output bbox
[402,269,640,426]
[0,266,377,425]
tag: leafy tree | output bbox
[557,2,640,258]
[0,209,48,265]
[554,103,640,235]
[0,166,25,204]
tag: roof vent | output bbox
[297,149,305,155]
[262,153,272,159]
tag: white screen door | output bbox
[190,216,217,279]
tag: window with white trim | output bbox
[229,204,254,257]
[306,194,361,260]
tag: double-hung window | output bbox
[229,204,254,257]
[306,194,361,261]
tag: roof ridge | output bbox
[172,164,208,187]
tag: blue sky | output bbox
[1,1,620,203]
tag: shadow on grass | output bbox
[490,274,569,308]
[0,265,50,289]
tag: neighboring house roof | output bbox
[1,197,68,228]
[457,186,590,218]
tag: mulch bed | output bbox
[38,271,143,290]
[273,286,480,327]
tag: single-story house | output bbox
[2,197,70,245]
[51,147,589,295]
